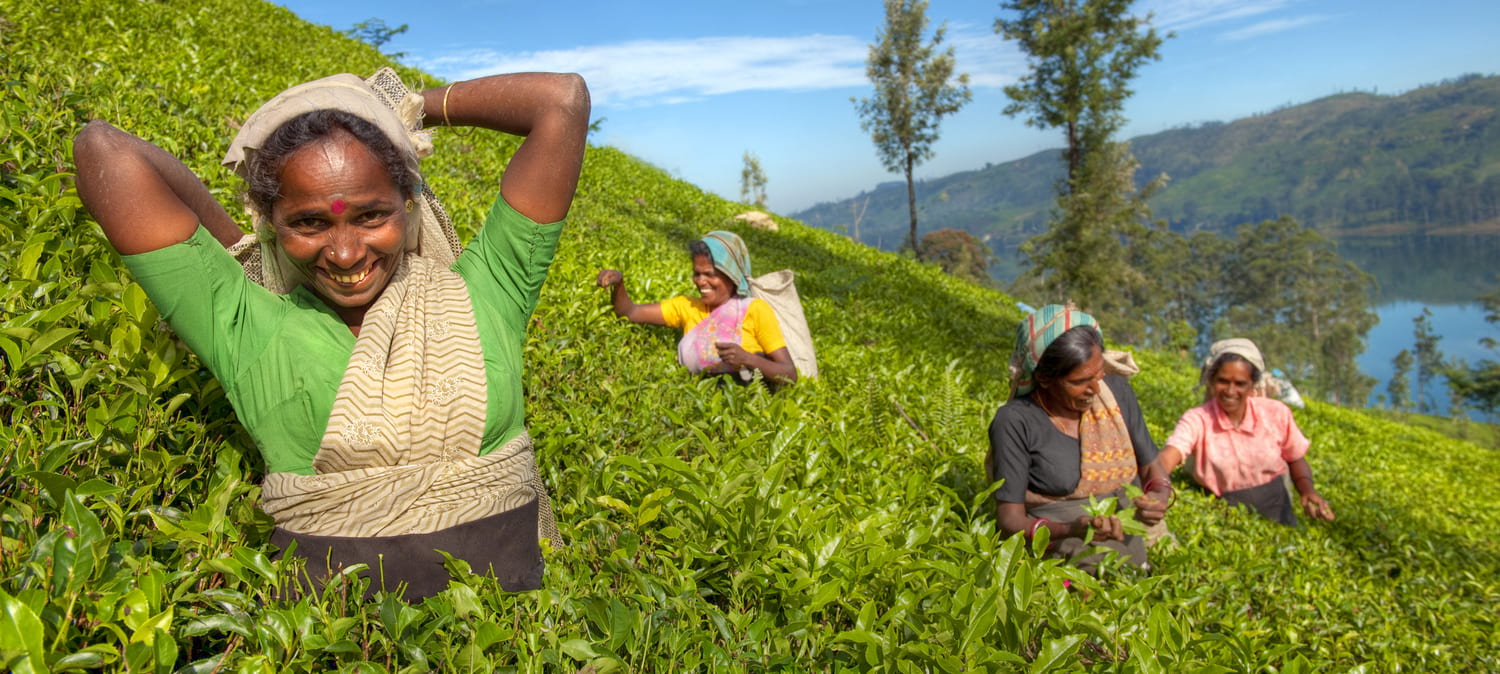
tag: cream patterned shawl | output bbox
[223,69,557,543]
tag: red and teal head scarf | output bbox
[1009,304,1100,399]
[701,230,753,298]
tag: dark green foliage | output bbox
[1,0,1498,670]
[1413,307,1443,413]
[1389,349,1414,412]
[995,0,1166,185]
[1214,217,1378,405]
[994,0,1171,348]
[346,17,408,54]
[1009,141,1166,346]
[917,227,991,285]
[1443,289,1500,427]
[854,0,972,252]
[1445,360,1500,426]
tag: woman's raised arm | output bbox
[422,73,590,225]
[73,121,242,254]
[596,269,666,325]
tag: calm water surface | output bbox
[1357,301,1496,419]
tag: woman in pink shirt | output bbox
[1159,339,1335,525]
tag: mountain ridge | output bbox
[794,73,1500,281]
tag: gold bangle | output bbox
[441,83,475,137]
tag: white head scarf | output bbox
[222,68,460,294]
[1204,338,1267,374]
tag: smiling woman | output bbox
[72,67,590,600]
[595,230,798,387]
[1158,338,1336,525]
[258,115,413,329]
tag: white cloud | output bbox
[413,35,870,108]
[1139,0,1295,31]
[947,22,1028,89]
[408,1,1308,110]
[412,21,1030,109]
[1220,14,1330,41]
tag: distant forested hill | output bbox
[795,74,1500,286]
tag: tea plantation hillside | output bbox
[2,1,1498,671]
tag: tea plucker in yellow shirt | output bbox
[596,231,797,386]
[72,68,589,599]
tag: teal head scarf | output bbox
[700,231,753,298]
[1009,304,1101,399]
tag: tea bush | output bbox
[2,0,1497,671]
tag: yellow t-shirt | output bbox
[659,296,787,355]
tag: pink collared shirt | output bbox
[1165,396,1310,496]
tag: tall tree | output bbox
[996,0,1166,317]
[996,0,1164,186]
[1389,348,1413,412]
[1016,141,1162,341]
[855,0,972,253]
[739,151,768,209]
[1412,308,1442,413]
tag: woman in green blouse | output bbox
[72,68,589,600]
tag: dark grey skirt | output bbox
[1221,476,1298,526]
[270,497,543,601]
[1028,488,1150,574]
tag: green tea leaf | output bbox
[0,591,46,674]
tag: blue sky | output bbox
[278,0,1500,214]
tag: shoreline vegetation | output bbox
[1,0,1497,670]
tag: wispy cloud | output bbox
[413,22,1030,109]
[1139,0,1295,31]
[1220,14,1330,41]
[410,0,1314,110]
[414,35,869,108]
[947,22,1028,89]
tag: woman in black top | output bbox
[989,305,1172,570]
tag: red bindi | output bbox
[330,198,347,215]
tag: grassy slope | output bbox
[2,0,1498,670]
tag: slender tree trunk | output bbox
[851,196,870,245]
[905,153,918,253]
[1066,120,1081,189]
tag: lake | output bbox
[1357,301,1497,420]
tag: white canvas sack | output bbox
[749,270,818,378]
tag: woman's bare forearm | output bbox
[1157,446,1184,475]
[602,281,664,325]
[750,349,798,385]
[421,73,590,224]
[1288,457,1318,495]
[609,282,637,317]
